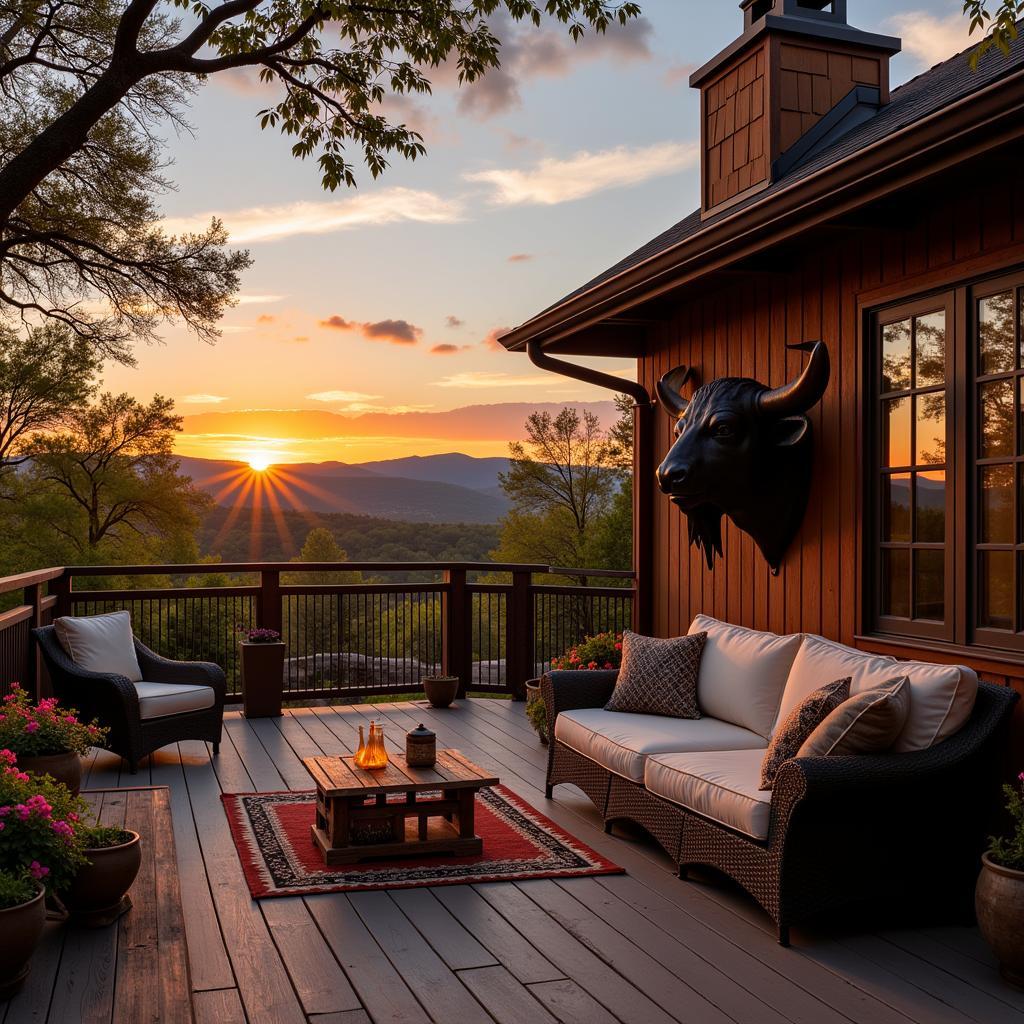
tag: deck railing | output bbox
[0,562,635,701]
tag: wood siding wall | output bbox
[638,170,1024,751]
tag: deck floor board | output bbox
[1,699,1015,1023]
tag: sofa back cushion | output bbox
[687,615,802,739]
[54,611,143,683]
[778,634,978,752]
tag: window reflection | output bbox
[915,394,945,465]
[883,397,911,467]
[883,474,911,542]
[981,465,1014,544]
[882,320,911,391]
[882,549,910,618]
[916,471,945,543]
[980,550,1015,630]
[980,379,1014,459]
[915,312,946,387]
[914,550,944,621]
[980,291,1016,375]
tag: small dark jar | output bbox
[406,724,436,768]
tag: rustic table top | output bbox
[302,748,500,798]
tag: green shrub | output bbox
[81,825,133,850]
[0,870,37,911]
[989,772,1024,872]
[549,631,624,672]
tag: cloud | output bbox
[256,314,276,324]
[181,394,228,404]
[445,315,465,329]
[430,343,473,355]
[237,294,285,305]
[482,327,511,351]
[292,336,309,343]
[320,315,423,345]
[663,62,697,87]
[465,141,699,206]
[433,371,554,389]
[507,253,533,263]
[162,188,465,244]
[450,14,655,119]
[888,12,973,69]
[307,390,382,403]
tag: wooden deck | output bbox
[4,697,1024,1024]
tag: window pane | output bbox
[980,380,1014,459]
[915,311,946,387]
[916,471,945,543]
[883,474,911,542]
[882,397,911,467]
[980,291,1015,375]
[979,550,1015,631]
[914,550,945,621]
[882,319,911,391]
[881,549,910,618]
[981,465,1015,544]
[915,393,945,465]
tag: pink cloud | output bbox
[507,253,533,263]
[482,327,512,351]
[320,315,423,345]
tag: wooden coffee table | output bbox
[303,749,499,866]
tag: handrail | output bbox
[61,562,558,576]
[0,566,65,596]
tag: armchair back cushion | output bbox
[777,634,978,753]
[688,615,802,739]
[54,612,143,683]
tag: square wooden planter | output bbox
[240,641,286,718]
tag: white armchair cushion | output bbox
[54,611,143,683]
[645,749,772,841]
[687,615,802,739]
[554,708,766,782]
[777,634,977,752]
[133,682,215,720]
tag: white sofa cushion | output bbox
[645,749,772,841]
[554,708,767,783]
[133,682,215,720]
[778,634,978,753]
[55,611,143,683]
[687,615,802,739]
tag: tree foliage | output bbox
[0,0,640,357]
[964,1,1023,68]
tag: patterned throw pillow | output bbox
[604,631,707,719]
[797,676,911,758]
[759,677,851,790]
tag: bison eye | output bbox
[711,422,735,439]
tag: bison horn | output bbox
[757,341,830,417]
[657,365,698,418]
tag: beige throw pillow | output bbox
[54,611,143,682]
[759,677,851,790]
[797,676,911,758]
[604,631,706,720]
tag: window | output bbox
[868,270,1024,652]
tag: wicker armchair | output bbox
[542,669,1019,944]
[33,625,226,773]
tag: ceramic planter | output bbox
[241,641,286,718]
[17,750,82,795]
[65,830,142,927]
[423,675,459,709]
[977,853,1024,989]
[0,885,46,999]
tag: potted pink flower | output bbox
[0,685,107,795]
[238,627,286,718]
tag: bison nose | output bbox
[657,462,689,494]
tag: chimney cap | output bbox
[691,0,900,89]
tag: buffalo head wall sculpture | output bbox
[656,341,831,576]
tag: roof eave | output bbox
[500,65,1024,355]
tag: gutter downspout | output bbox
[526,341,655,635]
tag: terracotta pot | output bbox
[423,675,460,709]
[976,852,1024,989]
[524,679,548,745]
[65,831,142,924]
[17,750,82,795]
[0,885,46,999]
[241,641,286,718]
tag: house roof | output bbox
[502,28,1024,352]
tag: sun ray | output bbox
[211,474,258,553]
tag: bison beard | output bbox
[657,342,831,576]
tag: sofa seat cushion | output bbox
[645,749,772,841]
[777,634,978,753]
[55,611,143,683]
[133,681,215,721]
[554,708,767,783]
[688,615,803,739]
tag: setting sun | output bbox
[247,455,273,472]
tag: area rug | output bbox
[222,785,624,898]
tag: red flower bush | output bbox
[550,631,624,673]
[0,684,107,758]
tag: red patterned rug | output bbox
[222,786,623,898]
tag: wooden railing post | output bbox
[633,401,655,636]
[258,569,283,635]
[23,583,45,698]
[443,568,471,698]
[507,569,535,701]
[51,571,72,619]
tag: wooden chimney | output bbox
[691,0,901,217]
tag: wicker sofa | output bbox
[542,616,1019,945]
